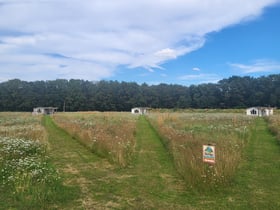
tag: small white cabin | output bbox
[246,107,273,117]
[32,107,58,115]
[131,107,149,115]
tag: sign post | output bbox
[203,144,215,164]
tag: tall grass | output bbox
[0,137,61,206]
[0,112,72,209]
[0,112,48,144]
[147,112,254,190]
[53,112,138,167]
[267,113,280,141]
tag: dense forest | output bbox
[0,74,279,111]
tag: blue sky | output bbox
[0,0,280,86]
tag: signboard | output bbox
[203,145,215,164]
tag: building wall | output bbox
[32,107,57,115]
[131,107,147,115]
[246,107,273,116]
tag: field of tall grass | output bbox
[1,110,279,208]
[0,113,65,209]
[0,112,47,143]
[267,114,280,141]
[146,112,255,190]
[53,112,138,167]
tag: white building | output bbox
[246,107,273,117]
[32,107,58,115]
[131,107,149,115]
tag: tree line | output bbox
[0,74,279,112]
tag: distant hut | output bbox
[246,107,273,117]
[131,107,149,115]
[32,107,58,115]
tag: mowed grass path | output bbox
[127,116,188,208]
[229,118,280,209]
[43,115,280,209]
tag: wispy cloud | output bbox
[229,59,280,73]
[192,67,201,71]
[178,73,221,84]
[0,0,279,81]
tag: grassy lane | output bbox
[247,118,280,209]
[229,118,280,209]
[127,116,188,208]
[43,116,115,209]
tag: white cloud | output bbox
[192,67,201,71]
[0,0,279,81]
[155,48,177,60]
[0,53,113,81]
[179,73,221,84]
[230,59,280,73]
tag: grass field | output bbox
[0,112,76,209]
[53,112,137,167]
[0,110,279,209]
[267,114,280,141]
[0,112,47,143]
[146,112,254,189]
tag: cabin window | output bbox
[250,109,257,115]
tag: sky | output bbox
[0,0,280,86]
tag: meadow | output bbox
[267,113,280,141]
[53,112,138,167]
[0,113,72,209]
[0,110,279,209]
[0,112,47,142]
[146,112,254,189]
